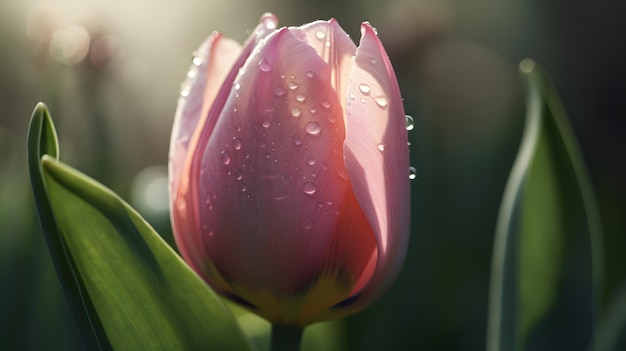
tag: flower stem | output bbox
[270,324,303,351]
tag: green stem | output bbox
[270,324,304,351]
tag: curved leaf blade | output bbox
[41,155,251,350]
[487,60,603,351]
[27,103,110,350]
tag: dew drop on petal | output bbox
[235,169,243,180]
[302,217,314,229]
[315,30,326,40]
[305,121,322,136]
[307,157,316,166]
[258,58,272,72]
[274,86,286,97]
[374,96,388,109]
[232,137,242,150]
[328,115,337,124]
[306,70,314,78]
[234,83,241,90]
[260,12,278,30]
[358,83,371,95]
[377,143,385,151]
[348,93,356,100]
[405,115,415,131]
[302,182,317,195]
[409,166,417,180]
[220,150,231,165]
[192,55,202,66]
[295,93,306,102]
[290,107,301,118]
[309,107,317,114]
[291,137,303,146]
[187,70,196,79]
[288,81,299,90]
[320,100,331,109]
[179,85,190,97]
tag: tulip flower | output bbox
[168,13,410,328]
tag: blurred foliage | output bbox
[1,0,625,350]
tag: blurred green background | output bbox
[1,0,624,350]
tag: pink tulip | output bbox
[169,13,410,326]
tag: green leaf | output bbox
[28,103,251,350]
[487,60,603,351]
[27,103,110,350]
[40,155,251,350]
[596,281,626,351]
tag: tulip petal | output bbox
[342,23,410,306]
[169,33,242,205]
[191,27,357,316]
[290,20,356,111]
[172,14,280,295]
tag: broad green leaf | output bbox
[40,155,251,350]
[27,103,110,350]
[487,60,603,351]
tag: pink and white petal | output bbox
[290,20,356,114]
[192,28,352,303]
[172,14,280,293]
[343,23,410,304]
[169,33,241,205]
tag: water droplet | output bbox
[236,124,242,132]
[260,12,278,29]
[273,86,286,97]
[234,169,243,180]
[315,30,326,40]
[187,70,196,79]
[348,93,356,100]
[220,150,231,165]
[246,193,253,199]
[309,108,317,114]
[179,85,190,97]
[258,58,272,72]
[280,74,286,79]
[405,115,415,131]
[234,83,241,90]
[307,158,316,166]
[302,217,314,229]
[302,182,317,195]
[239,183,247,192]
[374,96,388,109]
[291,137,303,146]
[244,151,250,159]
[295,93,306,102]
[409,166,417,180]
[288,81,299,90]
[262,119,270,128]
[370,58,377,64]
[317,202,325,209]
[358,83,371,95]
[306,71,314,78]
[328,115,337,123]
[377,143,385,151]
[232,137,242,150]
[324,40,331,48]
[320,100,331,109]
[232,106,238,113]
[192,56,202,66]
[290,107,302,118]
[305,121,322,136]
